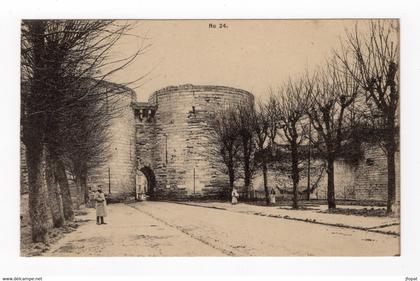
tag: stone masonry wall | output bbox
[20,79,401,204]
[137,84,254,199]
[88,85,136,197]
[134,105,156,170]
[314,144,400,203]
[252,144,400,203]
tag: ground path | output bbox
[44,201,399,256]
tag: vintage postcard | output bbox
[20,19,400,257]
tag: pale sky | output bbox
[107,19,374,102]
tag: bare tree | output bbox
[45,148,65,228]
[335,20,399,215]
[210,106,242,198]
[253,101,271,205]
[275,78,310,209]
[306,63,360,209]
[21,21,50,242]
[21,20,145,241]
[60,82,132,206]
[60,95,110,207]
[54,156,74,221]
[265,93,280,155]
[233,103,256,199]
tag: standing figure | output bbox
[94,185,107,225]
[249,185,255,200]
[231,188,239,205]
[270,188,276,205]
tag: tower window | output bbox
[366,158,374,166]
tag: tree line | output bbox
[21,20,146,243]
[20,20,399,245]
[211,20,399,215]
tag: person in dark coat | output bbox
[94,186,107,225]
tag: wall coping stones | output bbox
[150,84,254,101]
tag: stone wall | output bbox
[135,84,254,199]
[87,84,137,197]
[252,144,400,204]
[20,80,400,204]
[134,103,156,171]
[20,81,137,202]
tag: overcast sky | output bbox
[107,19,373,102]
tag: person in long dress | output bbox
[269,188,276,205]
[94,186,107,225]
[231,188,239,205]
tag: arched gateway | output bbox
[87,84,254,200]
[136,166,156,199]
[133,84,254,200]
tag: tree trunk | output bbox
[54,159,74,221]
[242,139,252,200]
[306,139,311,201]
[228,165,235,199]
[244,161,251,200]
[25,21,49,243]
[45,151,65,228]
[326,156,336,209]
[305,183,311,200]
[385,118,397,215]
[26,143,49,243]
[244,169,251,200]
[80,169,88,204]
[291,142,299,209]
[262,162,269,205]
[74,175,84,209]
[386,149,396,215]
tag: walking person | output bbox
[231,188,239,205]
[94,185,107,225]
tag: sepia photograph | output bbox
[18,19,401,257]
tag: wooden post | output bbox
[307,122,311,200]
[108,167,111,194]
[193,168,196,195]
[165,134,168,164]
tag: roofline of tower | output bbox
[95,80,136,97]
[131,101,156,109]
[149,84,254,100]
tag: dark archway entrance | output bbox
[136,166,156,199]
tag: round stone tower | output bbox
[88,82,137,198]
[138,84,254,199]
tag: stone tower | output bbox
[87,82,137,198]
[134,84,254,199]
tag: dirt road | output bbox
[45,201,399,256]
